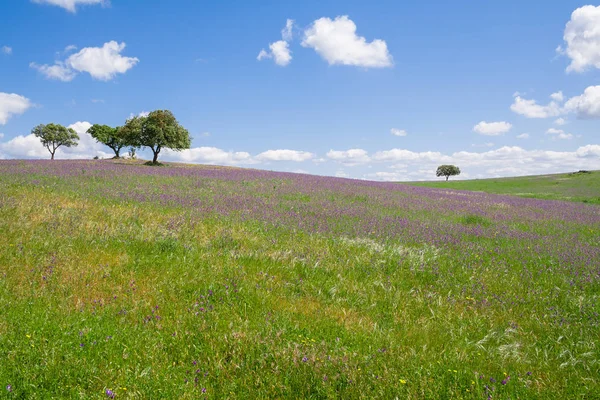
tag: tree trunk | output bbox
[446,176,449,181]
[51,151,55,160]
[114,147,120,158]
[152,150,159,164]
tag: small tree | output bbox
[436,165,461,181]
[123,110,191,164]
[32,123,79,160]
[87,124,128,158]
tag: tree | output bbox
[122,110,191,164]
[32,123,79,160]
[436,165,461,181]
[87,124,128,158]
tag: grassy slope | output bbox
[408,170,600,204]
[1,160,599,399]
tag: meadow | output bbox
[0,160,599,399]
[410,170,600,205]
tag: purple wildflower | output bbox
[302,356,308,362]
[105,389,115,398]
[202,388,207,393]
[6,385,13,392]
[501,376,510,385]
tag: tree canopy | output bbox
[123,110,191,164]
[436,165,461,181]
[32,123,79,160]
[87,124,128,158]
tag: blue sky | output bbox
[1,0,599,180]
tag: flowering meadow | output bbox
[0,160,599,399]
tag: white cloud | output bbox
[326,148,371,166]
[64,45,78,53]
[390,128,407,137]
[560,5,600,73]
[0,93,33,125]
[281,19,294,41]
[554,118,566,125]
[257,20,294,66]
[30,62,77,82]
[564,85,600,119]
[31,41,138,82]
[510,95,561,118]
[0,134,49,158]
[471,142,495,148]
[511,86,600,119]
[256,149,315,162]
[576,144,600,158]
[163,147,254,165]
[108,147,249,164]
[128,111,149,119]
[1,46,12,55]
[269,41,292,66]
[31,0,108,13]
[473,121,512,136]
[0,120,114,160]
[373,149,447,163]
[516,133,530,139]
[550,91,564,102]
[301,15,393,68]
[546,128,573,140]
[258,41,292,66]
[66,41,138,80]
[0,133,4,139]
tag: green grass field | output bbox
[408,170,600,205]
[1,160,599,399]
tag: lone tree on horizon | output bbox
[436,165,461,181]
[32,123,79,160]
[87,124,128,158]
[123,110,191,164]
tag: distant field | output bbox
[409,170,600,205]
[1,160,599,399]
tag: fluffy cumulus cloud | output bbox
[0,120,112,160]
[0,134,49,159]
[30,62,77,82]
[473,121,512,136]
[563,85,600,119]
[511,86,600,119]
[358,145,600,181]
[31,0,108,13]
[31,41,138,82]
[516,133,530,139]
[162,147,254,165]
[258,20,294,67]
[550,91,564,102]
[1,46,12,55]
[559,5,600,73]
[0,93,33,125]
[301,16,393,68]
[67,41,139,80]
[554,118,566,126]
[546,128,573,140]
[510,95,562,118]
[390,128,407,137]
[257,41,292,66]
[326,148,371,166]
[256,149,315,162]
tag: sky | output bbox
[0,0,599,181]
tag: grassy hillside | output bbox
[409,170,600,204]
[1,160,599,399]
